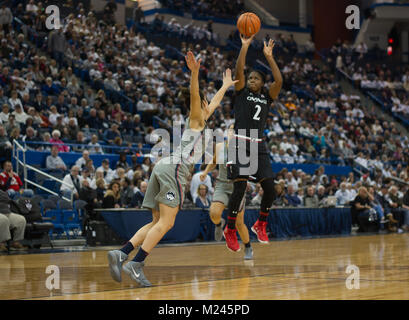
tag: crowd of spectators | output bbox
[326,39,409,122]
[0,1,408,239]
[159,0,245,20]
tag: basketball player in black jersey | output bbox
[224,34,282,252]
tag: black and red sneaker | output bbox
[223,227,241,252]
[251,220,269,244]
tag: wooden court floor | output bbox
[1,233,409,300]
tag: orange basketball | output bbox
[237,12,261,37]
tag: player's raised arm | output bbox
[206,69,238,120]
[235,34,255,91]
[200,143,223,181]
[263,39,283,100]
[185,51,203,123]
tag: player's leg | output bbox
[209,201,225,241]
[235,210,253,260]
[123,203,179,287]
[108,170,160,283]
[107,209,159,283]
[209,202,224,225]
[129,209,160,247]
[210,185,230,241]
[224,178,248,252]
[252,177,275,243]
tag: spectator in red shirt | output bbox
[0,161,23,198]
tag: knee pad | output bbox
[227,180,247,214]
[260,178,276,212]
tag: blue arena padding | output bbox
[99,208,351,243]
[101,209,202,243]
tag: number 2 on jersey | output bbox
[253,104,261,121]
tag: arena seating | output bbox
[0,0,408,245]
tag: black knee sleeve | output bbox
[227,180,247,215]
[260,178,276,213]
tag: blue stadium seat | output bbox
[43,209,65,239]
[62,210,82,239]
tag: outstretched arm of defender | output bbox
[206,69,238,120]
[200,143,223,181]
[185,51,203,122]
[263,39,283,100]
[235,34,255,91]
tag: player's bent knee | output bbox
[210,203,223,220]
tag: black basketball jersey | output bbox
[232,87,272,139]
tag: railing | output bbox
[12,140,75,202]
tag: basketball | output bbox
[237,12,261,37]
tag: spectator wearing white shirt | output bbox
[172,108,185,126]
[8,90,22,110]
[285,150,295,164]
[295,150,306,163]
[335,182,350,205]
[89,63,102,80]
[355,152,368,170]
[137,95,153,112]
[288,137,299,154]
[272,117,284,135]
[270,145,281,163]
[347,183,357,202]
[26,0,38,15]
[285,172,299,192]
[280,136,292,152]
[88,134,104,154]
[79,168,92,188]
[299,121,313,138]
[190,164,214,203]
[48,105,60,127]
[12,105,29,125]
[278,148,290,163]
[104,71,120,91]
[97,159,115,184]
[60,166,81,199]
[351,106,364,119]
[90,169,107,190]
[75,150,91,169]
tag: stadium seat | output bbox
[58,199,73,210]
[43,209,65,239]
[62,210,82,239]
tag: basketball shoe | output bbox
[223,228,241,252]
[123,261,152,287]
[244,246,253,260]
[251,220,269,243]
[107,250,128,282]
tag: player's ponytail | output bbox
[180,87,206,110]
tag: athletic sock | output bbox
[258,211,269,222]
[133,247,149,262]
[227,215,237,230]
[244,242,251,248]
[120,241,134,255]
